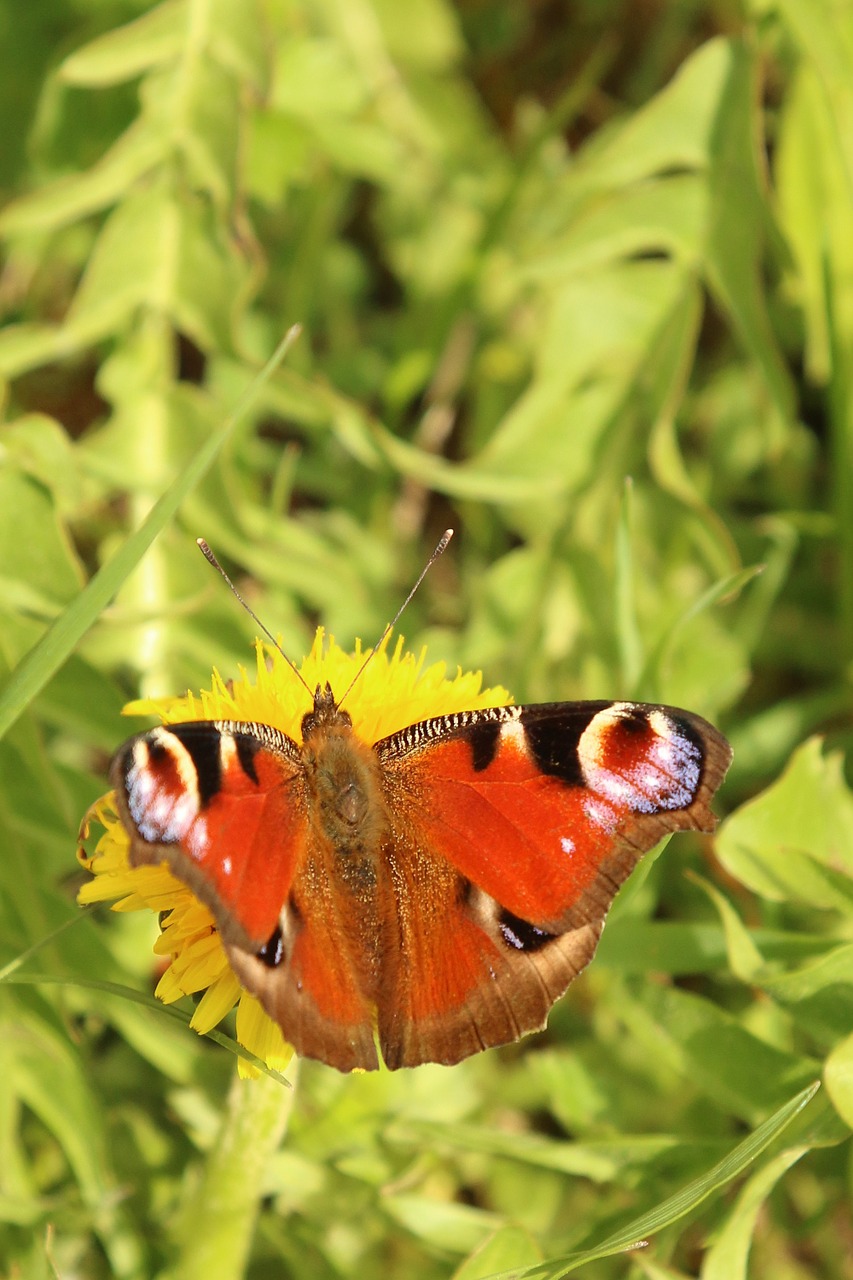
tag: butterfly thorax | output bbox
[300,682,388,867]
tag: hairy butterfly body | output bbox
[112,681,731,1072]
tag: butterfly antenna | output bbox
[337,528,454,709]
[196,539,313,697]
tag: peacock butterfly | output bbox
[111,663,731,1072]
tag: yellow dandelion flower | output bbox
[78,628,511,1076]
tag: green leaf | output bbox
[775,0,853,204]
[67,179,248,352]
[5,1010,109,1210]
[824,1030,853,1129]
[574,38,740,188]
[172,56,241,207]
[391,1118,692,1183]
[596,920,830,974]
[0,120,166,237]
[760,943,853,1043]
[513,1082,820,1277]
[699,1147,808,1280]
[521,175,708,280]
[689,873,765,983]
[636,564,760,700]
[614,478,643,689]
[271,38,369,118]
[716,738,853,908]
[622,981,817,1121]
[383,1195,501,1254]
[59,1,185,86]
[454,1226,542,1280]
[0,470,83,616]
[473,261,691,492]
[703,41,795,422]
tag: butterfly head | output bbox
[300,681,353,741]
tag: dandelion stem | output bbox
[164,1059,298,1280]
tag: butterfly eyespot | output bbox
[498,910,556,954]
[257,925,286,968]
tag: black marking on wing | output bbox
[498,909,557,953]
[520,703,610,787]
[615,705,649,733]
[115,743,134,792]
[168,726,223,807]
[457,876,474,906]
[234,733,261,784]
[469,719,502,772]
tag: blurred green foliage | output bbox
[1,0,853,1276]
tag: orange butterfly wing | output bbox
[112,721,306,948]
[372,701,731,1068]
[111,719,379,1070]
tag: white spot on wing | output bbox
[560,836,575,856]
[499,719,527,752]
[182,817,209,861]
[219,732,238,769]
[582,795,617,831]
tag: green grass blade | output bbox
[511,1081,820,1278]
[4,971,290,1085]
[0,327,299,743]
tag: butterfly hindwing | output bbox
[374,832,605,1069]
[225,850,380,1072]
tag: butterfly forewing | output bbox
[377,700,730,934]
[111,720,307,950]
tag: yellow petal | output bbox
[235,996,292,1078]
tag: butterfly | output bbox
[111,678,731,1072]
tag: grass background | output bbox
[1,0,853,1276]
